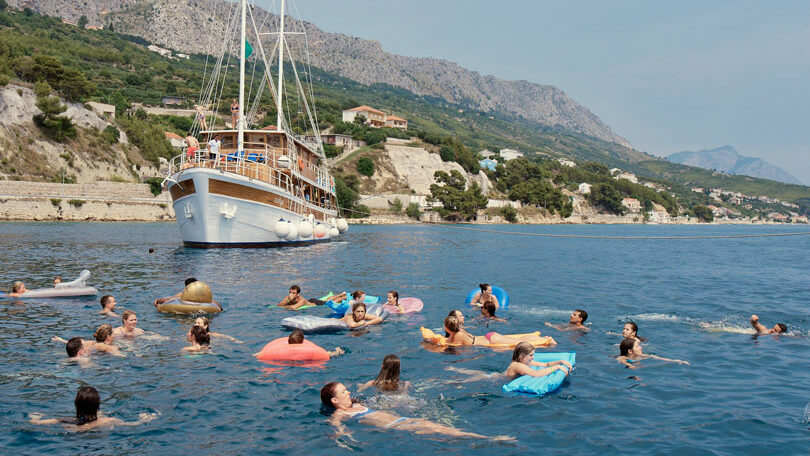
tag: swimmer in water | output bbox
[113,310,145,338]
[29,386,157,431]
[347,290,367,307]
[446,342,571,382]
[277,285,334,310]
[358,354,410,392]
[53,324,124,357]
[444,315,554,346]
[270,329,345,358]
[545,309,590,332]
[622,321,645,342]
[320,382,513,441]
[479,301,507,323]
[750,314,787,335]
[341,302,383,329]
[470,283,499,310]
[385,291,404,313]
[193,316,243,343]
[53,276,62,285]
[183,325,210,352]
[9,281,26,297]
[99,295,119,317]
[617,338,689,369]
[445,309,466,337]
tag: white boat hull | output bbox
[168,168,338,248]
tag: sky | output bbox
[259,0,810,184]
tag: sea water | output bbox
[0,222,808,454]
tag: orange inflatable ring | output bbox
[254,337,330,362]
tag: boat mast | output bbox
[275,0,286,130]
[238,0,247,151]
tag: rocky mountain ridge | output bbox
[9,0,631,148]
[667,146,802,186]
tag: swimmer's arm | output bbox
[277,296,298,308]
[52,336,68,344]
[327,347,345,357]
[617,356,637,369]
[96,344,126,357]
[750,315,769,333]
[108,412,159,427]
[357,380,374,392]
[364,315,383,326]
[29,413,60,425]
[491,295,500,308]
[544,322,564,331]
[141,331,169,341]
[493,317,507,323]
[516,362,568,377]
[328,414,355,441]
[210,331,243,343]
[531,359,572,370]
[470,292,482,306]
[647,354,690,365]
[154,293,180,307]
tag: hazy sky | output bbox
[260,0,810,184]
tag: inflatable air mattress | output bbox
[254,337,330,362]
[464,286,509,309]
[1,270,98,298]
[326,292,380,315]
[383,297,424,314]
[283,303,389,333]
[420,327,555,348]
[156,298,222,314]
[502,352,575,396]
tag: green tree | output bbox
[58,67,95,101]
[429,170,488,221]
[0,0,8,11]
[353,114,366,125]
[439,145,454,162]
[500,206,517,223]
[588,182,625,215]
[693,205,714,222]
[32,81,76,141]
[357,157,374,176]
[77,15,88,28]
[389,197,403,213]
[405,202,421,220]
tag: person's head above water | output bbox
[512,342,535,363]
[74,386,100,424]
[623,322,640,339]
[93,324,114,343]
[184,277,198,287]
[289,285,301,296]
[444,315,462,333]
[479,283,492,294]
[387,291,398,305]
[774,323,787,334]
[189,325,210,346]
[288,329,305,344]
[373,354,402,391]
[482,301,498,318]
[121,310,137,330]
[448,309,465,325]
[570,309,588,325]
[351,290,365,301]
[620,338,641,357]
[66,337,85,358]
[12,281,25,293]
[194,316,210,331]
[351,302,367,322]
[53,276,62,285]
[320,382,352,410]
[100,295,116,310]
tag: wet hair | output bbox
[12,281,23,293]
[388,290,398,304]
[482,301,497,317]
[776,323,787,333]
[74,386,100,424]
[288,329,305,344]
[190,325,210,346]
[148,248,154,253]
[512,342,535,362]
[53,276,62,284]
[122,310,136,323]
[479,283,490,293]
[444,315,461,333]
[100,295,114,309]
[93,324,113,343]
[575,309,588,323]
[351,290,365,300]
[66,337,84,358]
[320,382,340,409]
[184,277,198,286]
[351,302,367,313]
[619,338,637,357]
[624,321,646,341]
[372,354,402,391]
[445,310,463,337]
[194,316,210,331]
[290,285,301,294]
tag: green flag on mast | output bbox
[244,39,253,59]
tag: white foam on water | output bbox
[698,321,757,335]
[627,313,683,322]
[518,306,573,317]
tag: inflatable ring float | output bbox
[254,337,330,362]
[156,281,222,314]
[464,286,509,308]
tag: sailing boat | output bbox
[163,0,347,247]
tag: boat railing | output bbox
[167,151,337,215]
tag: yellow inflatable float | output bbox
[156,281,223,314]
[420,327,555,348]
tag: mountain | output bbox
[666,146,802,185]
[8,0,631,148]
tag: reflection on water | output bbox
[1,222,809,454]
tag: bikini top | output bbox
[341,406,374,419]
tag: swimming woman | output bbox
[9,281,26,297]
[617,338,689,369]
[444,310,465,337]
[470,283,499,309]
[446,342,570,382]
[183,325,210,352]
[358,354,410,392]
[320,382,513,441]
[622,321,645,342]
[113,310,145,338]
[341,302,383,329]
[52,324,124,357]
[444,315,554,346]
[385,291,404,313]
[29,386,156,431]
[479,301,506,323]
[194,316,243,343]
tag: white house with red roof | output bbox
[385,114,408,130]
[342,105,387,128]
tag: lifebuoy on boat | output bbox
[298,157,304,171]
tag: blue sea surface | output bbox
[1,222,809,455]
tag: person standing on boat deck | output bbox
[208,135,220,165]
[750,314,787,334]
[230,99,239,128]
[185,135,200,167]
